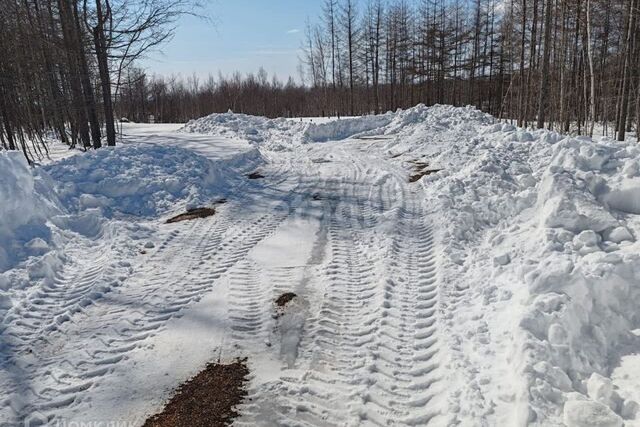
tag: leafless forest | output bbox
[0,0,196,160]
[2,0,640,161]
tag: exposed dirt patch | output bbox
[356,135,392,141]
[275,292,297,308]
[409,160,430,169]
[214,198,227,205]
[409,169,441,183]
[143,358,249,427]
[247,171,265,179]
[166,207,216,224]
[408,160,441,183]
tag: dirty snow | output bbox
[0,105,639,426]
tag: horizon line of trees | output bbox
[2,0,640,162]
[300,0,640,140]
[118,0,640,141]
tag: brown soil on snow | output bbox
[408,160,441,183]
[166,207,216,224]
[275,292,297,307]
[143,359,249,427]
[247,171,265,179]
[409,169,441,183]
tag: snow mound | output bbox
[45,144,228,217]
[181,111,305,150]
[0,152,60,273]
[181,109,398,148]
[302,113,393,142]
[414,109,640,425]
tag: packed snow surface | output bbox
[1,105,639,426]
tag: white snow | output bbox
[0,152,60,274]
[1,105,639,426]
[45,144,229,217]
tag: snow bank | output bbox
[181,111,305,150]
[1,142,242,303]
[520,135,640,426]
[407,106,640,425]
[180,110,395,148]
[0,152,60,273]
[302,112,393,142]
[45,144,229,217]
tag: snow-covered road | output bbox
[231,141,445,426]
[3,124,451,426]
[2,105,640,426]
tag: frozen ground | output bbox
[1,105,639,426]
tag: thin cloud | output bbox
[286,29,300,34]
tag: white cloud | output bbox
[286,29,300,34]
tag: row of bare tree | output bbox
[116,68,329,123]
[302,0,640,140]
[0,0,196,161]
[117,0,640,142]
[3,0,639,156]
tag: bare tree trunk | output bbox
[536,0,553,128]
[58,0,91,148]
[93,0,116,146]
[585,0,596,136]
[618,0,636,141]
[518,0,527,126]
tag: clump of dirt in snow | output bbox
[247,171,265,179]
[166,207,215,224]
[409,169,441,183]
[143,358,249,427]
[275,292,297,308]
[408,161,442,183]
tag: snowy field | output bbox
[1,105,640,426]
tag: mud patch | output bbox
[143,358,249,427]
[408,160,441,183]
[247,171,265,179]
[166,207,216,224]
[275,292,297,308]
[409,169,441,183]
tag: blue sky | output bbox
[140,0,322,82]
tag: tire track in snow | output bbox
[3,173,311,424]
[234,145,445,426]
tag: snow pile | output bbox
[45,144,228,217]
[181,111,305,150]
[302,112,393,141]
[406,110,640,425]
[0,152,60,273]
[521,135,640,426]
[181,110,395,148]
[386,103,495,137]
